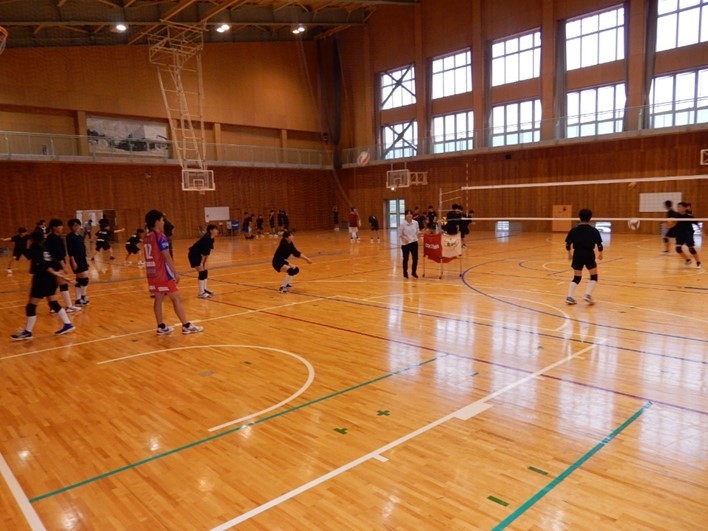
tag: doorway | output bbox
[385,198,406,229]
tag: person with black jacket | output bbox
[272,230,312,293]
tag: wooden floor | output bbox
[1,229,706,530]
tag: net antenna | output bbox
[0,26,8,56]
[148,22,213,191]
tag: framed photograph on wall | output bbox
[87,116,169,157]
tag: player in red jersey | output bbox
[143,209,203,336]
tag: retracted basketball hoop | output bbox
[182,168,215,192]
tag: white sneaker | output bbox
[182,323,203,335]
[198,292,210,299]
[583,294,594,305]
[6,268,12,274]
[565,296,577,305]
[66,305,83,313]
[157,325,173,336]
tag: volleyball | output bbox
[628,218,640,230]
[357,150,370,166]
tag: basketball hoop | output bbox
[0,27,8,56]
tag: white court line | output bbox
[1,298,323,362]
[96,344,316,434]
[211,340,604,530]
[0,451,46,531]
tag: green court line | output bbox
[30,353,450,503]
[527,466,548,476]
[488,495,509,507]
[492,401,652,530]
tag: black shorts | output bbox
[95,241,110,251]
[188,252,203,268]
[30,274,58,299]
[675,233,695,247]
[571,250,597,271]
[125,244,140,255]
[272,259,289,272]
[370,223,379,231]
[12,249,28,260]
[72,258,89,274]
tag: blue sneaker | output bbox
[55,323,75,336]
[11,330,33,341]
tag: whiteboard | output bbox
[639,192,681,213]
[204,206,230,222]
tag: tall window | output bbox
[431,50,472,99]
[649,68,708,127]
[567,83,626,137]
[656,0,708,51]
[491,30,541,87]
[382,120,418,159]
[566,6,625,70]
[490,99,542,146]
[431,111,474,153]
[380,65,416,110]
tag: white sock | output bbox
[26,315,37,332]
[61,289,72,307]
[586,280,597,296]
[282,274,293,288]
[567,282,578,297]
[75,285,84,300]
[198,279,206,293]
[58,308,71,324]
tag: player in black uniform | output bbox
[272,230,312,293]
[564,209,604,305]
[673,201,701,268]
[45,219,82,313]
[188,224,218,298]
[11,230,76,340]
[255,214,264,238]
[662,200,680,253]
[368,214,380,242]
[91,219,124,261]
[124,228,145,265]
[67,219,91,306]
[163,216,175,258]
[3,227,29,274]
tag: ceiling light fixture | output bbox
[115,23,127,32]
[216,23,230,33]
[292,24,305,34]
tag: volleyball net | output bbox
[437,174,707,234]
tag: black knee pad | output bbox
[60,283,69,292]
[590,274,598,281]
[688,247,697,255]
[287,267,300,276]
[198,270,208,280]
[78,277,89,287]
[26,303,37,317]
[676,246,683,254]
[572,275,581,284]
[49,300,62,313]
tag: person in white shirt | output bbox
[398,210,421,278]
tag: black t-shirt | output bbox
[95,228,111,242]
[445,210,462,234]
[674,213,695,235]
[29,243,59,276]
[368,215,379,229]
[272,240,301,265]
[127,233,142,246]
[66,232,87,260]
[163,220,174,238]
[11,234,29,252]
[45,233,67,261]
[565,223,603,252]
[189,234,214,257]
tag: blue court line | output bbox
[29,353,449,503]
[492,401,653,530]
